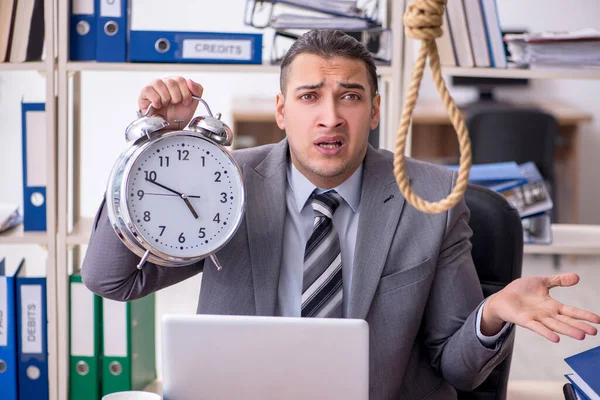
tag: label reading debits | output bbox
[182,39,252,60]
[21,285,42,354]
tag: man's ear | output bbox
[370,94,381,130]
[275,92,285,130]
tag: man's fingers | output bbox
[164,78,183,105]
[171,76,192,106]
[541,317,586,340]
[545,273,579,289]
[152,79,172,109]
[186,79,204,98]
[525,320,560,343]
[138,86,162,112]
[559,304,600,324]
[555,314,598,336]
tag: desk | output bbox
[144,379,567,399]
[412,101,593,224]
[507,380,567,400]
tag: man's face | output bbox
[275,53,380,189]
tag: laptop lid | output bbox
[161,314,369,400]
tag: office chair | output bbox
[464,104,559,222]
[457,184,524,400]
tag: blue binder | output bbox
[70,0,96,61]
[96,0,127,62]
[565,346,600,398]
[21,101,47,232]
[0,258,24,400]
[129,31,263,64]
[16,268,48,400]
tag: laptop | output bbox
[161,314,369,400]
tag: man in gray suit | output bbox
[82,29,600,399]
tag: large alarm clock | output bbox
[106,97,246,270]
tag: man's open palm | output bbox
[488,273,600,342]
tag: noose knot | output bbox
[403,0,447,41]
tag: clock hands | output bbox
[145,179,200,219]
[182,195,199,219]
[145,192,201,198]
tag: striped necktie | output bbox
[301,190,343,318]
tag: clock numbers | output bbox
[220,193,227,203]
[159,156,170,167]
[159,225,166,236]
[214,172,221,182]
[201,156,206,167]
[199,228,206,238]
[178,232,186,243]
[144,211,151,222]
[178,149,190,161]
[144,171,157,181]
[137,190,144,200]
[213,213,220,223]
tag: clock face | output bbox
[124,134,244,258]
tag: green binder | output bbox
[69,274,102,400]
[101,294,156,396]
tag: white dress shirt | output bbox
[276,161,511,347]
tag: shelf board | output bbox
[67,217,94,246]
[0,62,46,71]
[524,224,600,255]
[0,224,49,245]
[65,62,394,76]
[442,66,600,81]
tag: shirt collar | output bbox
[287,161,363,213]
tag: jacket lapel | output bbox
[349,147,406,319]
[245,141,288,316]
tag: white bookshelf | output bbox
[0,0,58,399]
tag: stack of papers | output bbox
[504,29,600,69]
[445,161,554,245]
[0,203,22,233]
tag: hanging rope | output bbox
[394,0,472,214]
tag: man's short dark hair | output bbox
[279,29,378,98]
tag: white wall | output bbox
[1,0,599,383]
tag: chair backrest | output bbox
[465,104,559,184]
[457,184,524,400]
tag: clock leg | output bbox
[210,254,223,271]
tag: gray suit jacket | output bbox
[82,139,514,399]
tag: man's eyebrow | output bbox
[339,82,366,91]
[295,82,324,91]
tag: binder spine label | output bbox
[103,299,127,357]
[71,283,95,356]
[101,0,121,17]
[73,0,94,14]
[20,285,42,354]
[182,39,253,61]
[0,277,6,346]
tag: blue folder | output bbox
[21,101,47,232]
[95,0,128,62]
[16,269,48,400]
[70,0,97,61]
[0,258,24,400]
[129,31,263,64]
